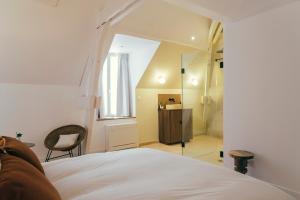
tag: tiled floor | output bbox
[141,135,223,166]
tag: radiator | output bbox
[105,122,138,151]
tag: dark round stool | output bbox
[229,150,254,174]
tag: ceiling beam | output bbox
[97,0,144,29]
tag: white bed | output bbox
[43,148,295,200]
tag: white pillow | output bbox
[54,134,79,148]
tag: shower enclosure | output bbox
[180,50,223,164]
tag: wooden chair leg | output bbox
[45,150,50,162]
[68,150,73,157]
[45,150,52,162]
[48,150,53,161]
[78,143,81,156]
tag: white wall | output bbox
[0,83,85,160]
[0,0,104,159]
[224,1,300,197]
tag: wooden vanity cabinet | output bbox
[158,109,192,144]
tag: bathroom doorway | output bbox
[181,22,223,165]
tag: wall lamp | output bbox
[157,76,166,84]
[191,78,198,86]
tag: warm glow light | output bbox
[191,36,196,41]
[191,78,198,86]
[157,76,166,84]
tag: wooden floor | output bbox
[141,135,223,166]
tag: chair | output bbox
[44,125,87,162]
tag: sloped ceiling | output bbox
[0,0,296,85]
[165,0,297,21]
[114,0,211,50]
[0,0,104,85]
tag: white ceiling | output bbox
[114,0,211,50]
[165,0,297,21]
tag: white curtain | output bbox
[116,54,132,116]
[100,53,132,118]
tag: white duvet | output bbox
[43,148,295,200]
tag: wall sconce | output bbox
[191,78,198,86]
[157,76,166,84]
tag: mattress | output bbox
[43,148,295,200]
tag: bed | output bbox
[43,148,295,200]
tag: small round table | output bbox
[229,150,254,174]
[23,142,35,148]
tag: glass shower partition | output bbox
[181,51,210,159]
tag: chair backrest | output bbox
[44,125,87,150]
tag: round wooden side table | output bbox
[229,150,254,174]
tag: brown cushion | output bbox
[0,154,61,200]
[4,136,44,174]
[0,137,5,153]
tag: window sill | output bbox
[97,117,136,121]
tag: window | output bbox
[100,53,132,118]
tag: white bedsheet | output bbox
[43,148,295,200]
